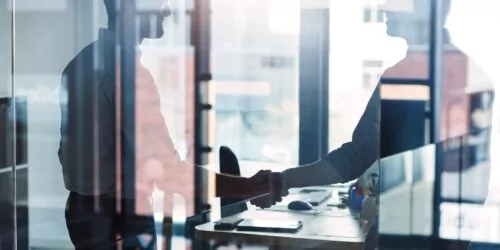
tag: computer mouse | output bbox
[287,200,313,211]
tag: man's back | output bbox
[59,30,117,195]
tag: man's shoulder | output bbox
[466,57,495,94]
[62,41,102,79]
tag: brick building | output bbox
[383,48,493,141]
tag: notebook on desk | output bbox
[293,189,332,206]
[236,219,303,233]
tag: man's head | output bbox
[104,0,171,39]
[381,0,451,39]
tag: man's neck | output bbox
[401,27,451,46]
[107,27,144,45]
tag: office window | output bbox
[268,0,299,34]
[415,21,429,45]
[362,72,382,89]
[363,60,383,68]
[363,7,371,23]
[363,6,384,23]
[362,60,384,88]
[376,9,384,23]
[261,56,295,69]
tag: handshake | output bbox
[246,170,289,208]
[219,146,289,209]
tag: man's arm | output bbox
[283,84,381,187]
[215,171,267,198]
[120,69,268,200]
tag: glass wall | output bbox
[0,0,15,249]
[2,0,196,248]
[7,1,97,248]
[2,0,500,249]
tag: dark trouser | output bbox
[65,192,156,250]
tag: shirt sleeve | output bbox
[119,68,182,173]
[118,67,196,212]
[136,70,181,168]
[323,84,381,183]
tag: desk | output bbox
[195,187,366,249]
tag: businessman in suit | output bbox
[59,0,284,248]
[259,0,494,249]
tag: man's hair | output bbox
[103,0,116,29]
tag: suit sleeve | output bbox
[322,84,381,183]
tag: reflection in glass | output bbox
[379,146,435,237]
[1,0,17,248]
[211,0,300,166]
[2,0,500,249]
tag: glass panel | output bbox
[12,1,99,249]
[378,138,459,239]
[440,131,490,203]
[411,143,435,236]
[7,0,498,249]
[378,151,414,235]
[378,148,430,236]
[10,0,195,249]
[0,0,16,248]
[438,134,497,242]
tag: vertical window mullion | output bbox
[298,7,330,165]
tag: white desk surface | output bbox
[195,187,366,249]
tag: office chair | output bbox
[212,146,247,250]
[219,146,248,215]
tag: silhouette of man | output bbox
[59,0,285,248]
[382,2,494,249]
[264,0,494,249]
[279,0,493,202]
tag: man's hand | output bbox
[135,158,164,216]
[248,170,289,209]
[217,146,289,204]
